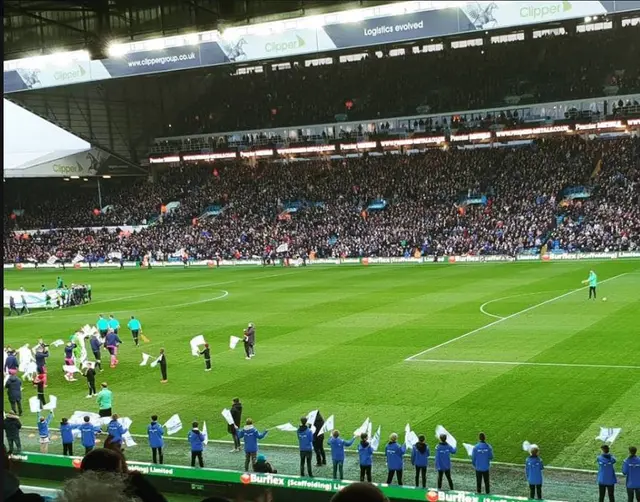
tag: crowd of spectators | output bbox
[168,28,639,135]
[4,136,639,263]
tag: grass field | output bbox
[4,261,640,481]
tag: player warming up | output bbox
[582,270,598,300]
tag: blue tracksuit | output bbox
[385,442,406,471]
[328,436,355,462]
[148,422,164,448]
[60,423,78,444]
[80,422,101,448]
[472,441,494,472]
[358,442,374,466]
[525,455,544,485]
[435,442,457,471]
[597,454,618,485]
[90,337,101,353]
[623,455,640,489]
[237,426,268,453]
[107,420,128,444]
[64,345,75,359]
[297,426,314,452]
[35,351,48,370]
[37,413,53,437]
[105,333,122,347]
[411,443,430,468]
[188,429,205,452]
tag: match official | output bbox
[97,314,109,338]
[148,415,164,464]
[472,432,494,494]
[583,270,598,299]
[127,316,142,347]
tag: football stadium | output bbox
[3,2,640,502]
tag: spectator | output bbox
[253,453,277,474]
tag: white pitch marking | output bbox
[479,290,566,320]
[407,359,640,370]
[404,273,628,362]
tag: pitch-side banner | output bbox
[4,289,60,309]
[4,1,640,94]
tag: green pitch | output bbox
[4,261,640,475]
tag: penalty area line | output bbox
[404,273,628,362]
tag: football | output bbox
[602,297,607,302]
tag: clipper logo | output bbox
[52,163,83,174]
[53,64,87,82]
[265,34,305,53]
[520,1,572,20]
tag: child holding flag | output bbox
[37,411,54,454]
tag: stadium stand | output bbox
[4,136,639,263]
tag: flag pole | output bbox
[97,178,103,209]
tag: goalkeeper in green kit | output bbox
[582,270,597,299]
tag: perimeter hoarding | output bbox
[8,453,564,502]
[4,1,640,93]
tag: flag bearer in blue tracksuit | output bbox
[385,433,406,485]
[435,434,456,490]
[358,433,374,482]
[107,414,128,450]
[37,411,53,454]
[411,435,430,488]
[328,430,356,480]
[297,417,314,477]
[623,446,640,502]
[60,418,79,456]
[472,432,494,494]
[525,446,544,500]
[598,444,617,502]
[188,422,205,467]
[80,416,101,454]
[237,418,269,471]
[148,415,164,464]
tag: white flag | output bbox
[371,426,382,451]
[21,362,37,381]
[596,427,622,444]
[164,414,183,435]
[72,253,84,264]
[63,365,80,374]
[69,411,101,427]
[319,415,335,436]
[522,440,540,453]
[275,423,298,432]
[51,339,65,348]
[366,420,372,440]
[404,423,419,449]
[100,417,112,426]
[276,243,289,253]
[307,410,319,433]
[140,353,151,366]
[435,425,457,449]
[190,335,206,356]
[3,374,9,387]
[43,395,57,411]
[150,355,162,368]
[29,396,41,413]
[463,443,475,457]
[354,418,370,437]
[47,255,58,265]
[119,417,136,447]
[202,421,209,445]
[229,336,241,349]
[221,408,235,426]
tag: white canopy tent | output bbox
[3,98,91,177]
